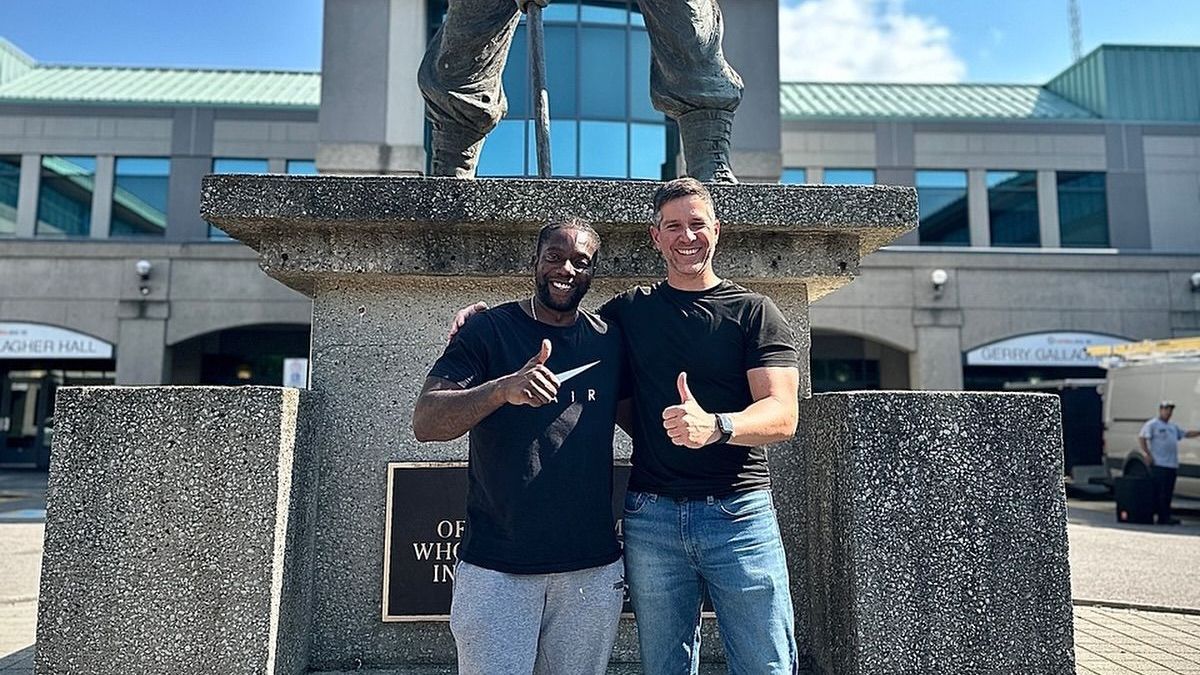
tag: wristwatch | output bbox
[714,413,734,445]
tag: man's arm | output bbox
[1185,430,1200,439]
[413,339,559,442]
[662,367,799,449]
[1137,435,1154,465]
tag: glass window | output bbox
[781,168,807,184]
[581,3,627,24]
[0,155,19,236]
[505,25,529,119]
[478,120,527,177]
[545,26,578,117]
[631,123,666,180]
[526,120,579,177]
[916,170,969,246]
[629,30,658,122]
[36,156,95,237]
[824,168,875,185]
[580,27,627,119]
[988,170,1039,247]
[462,0,665,180]
[286,160,318,175]
[210,158,269,239]
[212,158,269,174]
[541,2,578,21]
[111,157,169,238]
[1058,172,1109,247]
[580,121,627,178]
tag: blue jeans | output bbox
[623,489,797,674]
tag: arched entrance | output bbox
[0,322,116,469]
[810,330,911,392]
[168,323,310,386]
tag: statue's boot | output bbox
[677,109,738,184]
[429,120,486,178]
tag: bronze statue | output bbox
[418,0,743,183]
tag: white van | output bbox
[1101,359,1200,499]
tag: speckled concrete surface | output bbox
[784,391,1075,675]
[34,387,316,675]
[200,176,917,301]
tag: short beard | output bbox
[536,276,590,312]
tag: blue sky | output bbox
[1,0,1197,83]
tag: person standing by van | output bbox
[1138,401,1200,525]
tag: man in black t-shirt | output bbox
[412,219,626,675]
[448,179,801,674]
[600,178,800,674]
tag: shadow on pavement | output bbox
[0,644,35,671]
[1067,498,1200,537]
[0,470,47,524]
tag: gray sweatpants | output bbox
[450,558,625,675]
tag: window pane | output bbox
[630,123,665,179]
[504,24,529,119]
[545,26,577,117]
[580,27,626,118]
[212,158,269,174]
[631,8,645,27]
[478,119,527,177]
[916,170,969,246]
[1058,171,1109,247]
[541,2,578,21]
[580,121,627,178]
[581,3,627,24]
[36,156,95,237]
[781,168,806,184]
[286,160,317,175]
[527,120,579,177]
[629,29,658,122]
[111,157,169,238]
[824,168,875,185]
[0,155,19,236]
[988,170,1039,247]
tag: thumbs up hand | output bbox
[501,339,560,407]
[662,372,719,449]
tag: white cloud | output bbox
[778,0,967,83]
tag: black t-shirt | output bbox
[599,280,798,497]
[427,302,624,574]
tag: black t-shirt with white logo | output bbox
[599,280,798,497]
[428,302,624,574]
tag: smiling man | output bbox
[598,177,800,674]
[412,218,627,675]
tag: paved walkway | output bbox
[4,472,1200,673]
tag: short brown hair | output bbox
[651,177,715,226]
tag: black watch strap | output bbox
[714,413,734,444]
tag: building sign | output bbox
[965,332,1130,367]
[0,322,113,360]
[384,462,691,621]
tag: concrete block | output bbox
[777,391,1074,675]
[35,386,317,675]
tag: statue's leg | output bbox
[418,0,521,177]
[638,0,744,183]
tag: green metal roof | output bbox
[780,82,1098,121]
[0,65,319,108]
[0,38,35,86]
[1047,45,1200,122]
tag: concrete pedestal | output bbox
[197,175,915,670]
[779,392,1075,674]
[35,387,317,675]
